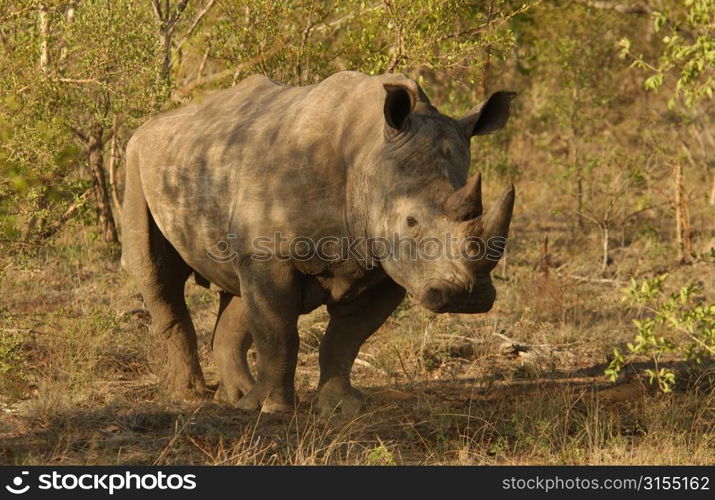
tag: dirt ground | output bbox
[1,220,713,465]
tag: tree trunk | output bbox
[152,0,192,88]
[673,162,692,264]
[576,172,584,229]
[28,2,54,238]
[478,0,495,98]
[601,224,609,273]
[160,31,173,85]
[39,3,49,73]
[60,1,75,62]
[66,1,75,23]
[681,192,693,263]
[88,128,119,244]
[569,145,585,230]
[568,109,584,230]
[108,118,123,219]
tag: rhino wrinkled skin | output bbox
[121,71,516,414]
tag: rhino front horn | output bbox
[443,171,483,221]
[483,183,515,241]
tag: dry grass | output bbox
[0,216,713,465]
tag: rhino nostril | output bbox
[421,287,449,312]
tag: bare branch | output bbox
[56,77,104,85]
[171,46,283,101]
[180,0,216,45]
[151,0,163,21]
[622,201,669,221]
[570,0,653,15]
[561,274,628,284]
[176,0,191,16]
[37,188,93,240]
[195,38,211,84]
[0,6,34,23]
[67,124,89,144]
[0,26,10,50]
[172,68,233,101]
[313,2,384,33]
[575,210,605,227]
[166,0,191,32]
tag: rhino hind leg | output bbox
[126,231,208,400]
[121,147,207,399]
[318,279,405,416]
[212,292,255,406]
[155,280,209,399]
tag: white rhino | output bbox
[121,71,515,414]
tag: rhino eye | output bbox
[406,216,418,227]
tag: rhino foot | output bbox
[213,373,254,407]
[318,379,364,417]
[163,360,209,401]
[163,331,209,401]
[213,383,243,406]
[235,382,295,414]
[260,398,295,414]
[165,374,210,401]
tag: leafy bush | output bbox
[0,330,30,394]
[606,275,715,392]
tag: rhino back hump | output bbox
[133,71,383,289]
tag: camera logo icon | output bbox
[5,471,30,495]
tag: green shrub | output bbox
[0,330,30,392]
[606,275,715,392]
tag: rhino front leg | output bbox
[318,279,405,415]
[234,264,301,414]
[212,292,255,406]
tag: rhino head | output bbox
[367,78,515,314]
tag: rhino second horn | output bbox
[443,171,483,221]
[482,183,515,241]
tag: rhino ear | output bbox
[459,91,516,137]
[383,83,417,131]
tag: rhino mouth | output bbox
[419,279,496,314]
